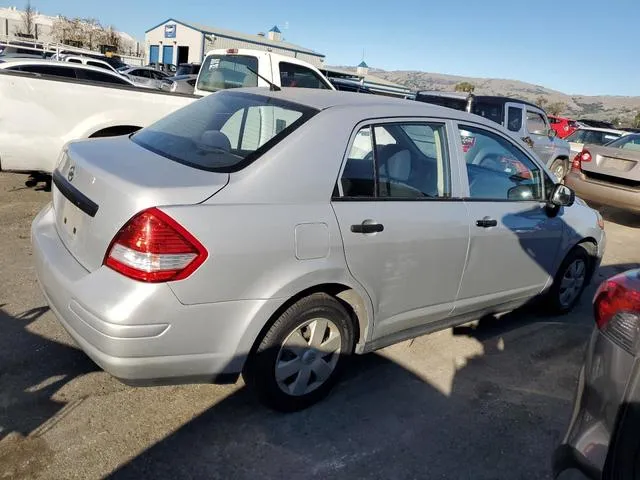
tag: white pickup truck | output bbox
[0,52,333,175]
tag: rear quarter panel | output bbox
[0,71,195,172]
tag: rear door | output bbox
[331,119,470,341]
[454,123,563,313]
[526,109,554,163]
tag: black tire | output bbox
[545,244,592,314]
[243,293,355,412]
[550,158,569,181]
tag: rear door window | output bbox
[279,62,330,89]
[197,55,258,92]
[131,91,317,172]
[14,64,78,79]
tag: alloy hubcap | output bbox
[275,318,342,396]
[559,259,586,307]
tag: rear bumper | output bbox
[565,171,640,213]
[31,204,276,384]
[553,328,634,478]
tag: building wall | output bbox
[145,22,204,64]
[0,9,54,41]
[203,35,323,67]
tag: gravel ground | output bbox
[0,171,638,480]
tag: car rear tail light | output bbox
[572,149,592,171]
[104,208,208,283]
[594,271,640,354]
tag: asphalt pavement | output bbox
[0,172,638,480]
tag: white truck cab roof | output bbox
[194,48,334,96]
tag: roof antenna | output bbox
[245,65,281,91]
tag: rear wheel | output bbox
[243,293,355,412]
[545,245,592,314]
[550,158,569,181]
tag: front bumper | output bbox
[565,171,640,213]
[31,204,275,385]
[553,328,635,478]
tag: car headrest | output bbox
[199,130,231,152]
[387,150,411,181]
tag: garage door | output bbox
[162,45,174,65]
[149,45,159,63]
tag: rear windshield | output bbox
[415,94,467,111]
[197,55,258,92]
[131,91,317,172]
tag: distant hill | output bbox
[334,67,640,126]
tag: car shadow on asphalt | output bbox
[597,206,640,229]
[0,305,98,441]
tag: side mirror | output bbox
[548,184,575,207]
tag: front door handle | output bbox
[351,222,384,234]
[476,217,498,228]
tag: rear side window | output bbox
[507,106,523,132]
[76,68,131,85]
[338,122,450,199]
[14,64,77,79]
[132,91,317,172]
[197,55,258,92]
[67,58,82,64]
[279,62,330,89]
[472,101,504,126]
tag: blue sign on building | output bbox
[164,24,176,38]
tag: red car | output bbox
[548,115,579,139]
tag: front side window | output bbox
[459,125,543,201]
[197,55,258,92]
[279,62,330,89]
[507,106,523,132]
[132,91,317,172]
[526,111,549,135]
[338,122,450,199]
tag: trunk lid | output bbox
[53,136,228,272]
[581,144,640,187]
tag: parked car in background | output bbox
[119,66,171,89]
[548,115,580,139]
[329,77,373,93]
[0,60,194,174]
[194,48,334,96]
[54,54,121,74]
[565,127,628,158]
[159,74,197,94]
[175,63,201,76]
[554,269,640,479]
[146,62,176,75]
[415,92,572,179]
[32,88,604,412]
[578,119,615,129]
[566,133,640,213]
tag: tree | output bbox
[454,81,475,93]
[634,112,640,129]
[102,26,121,52]
[81,18,102,50]
[547,102,566,116]
[535,96,548,108]
[16,1,36,38]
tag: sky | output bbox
[5,0,638,96]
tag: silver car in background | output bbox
[554,269,640,479]
[32,89,605,411]
[119,66,169,89]
[159,74,197,94]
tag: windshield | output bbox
[131,91,317,172]
[604,133,640,150]
[197,55,258,92]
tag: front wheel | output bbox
[243,293,355,412]
[545,245,592,314]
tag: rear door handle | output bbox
[351,222,384,234]
[475,217,498,228]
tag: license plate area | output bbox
[602,156,636,172]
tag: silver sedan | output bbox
[32,89,605,411]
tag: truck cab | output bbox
[415,92,571,179]
[194,48,334,96]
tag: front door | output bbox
[526,109,554,164]
[455,123,564,313]
[331,121,470,341]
